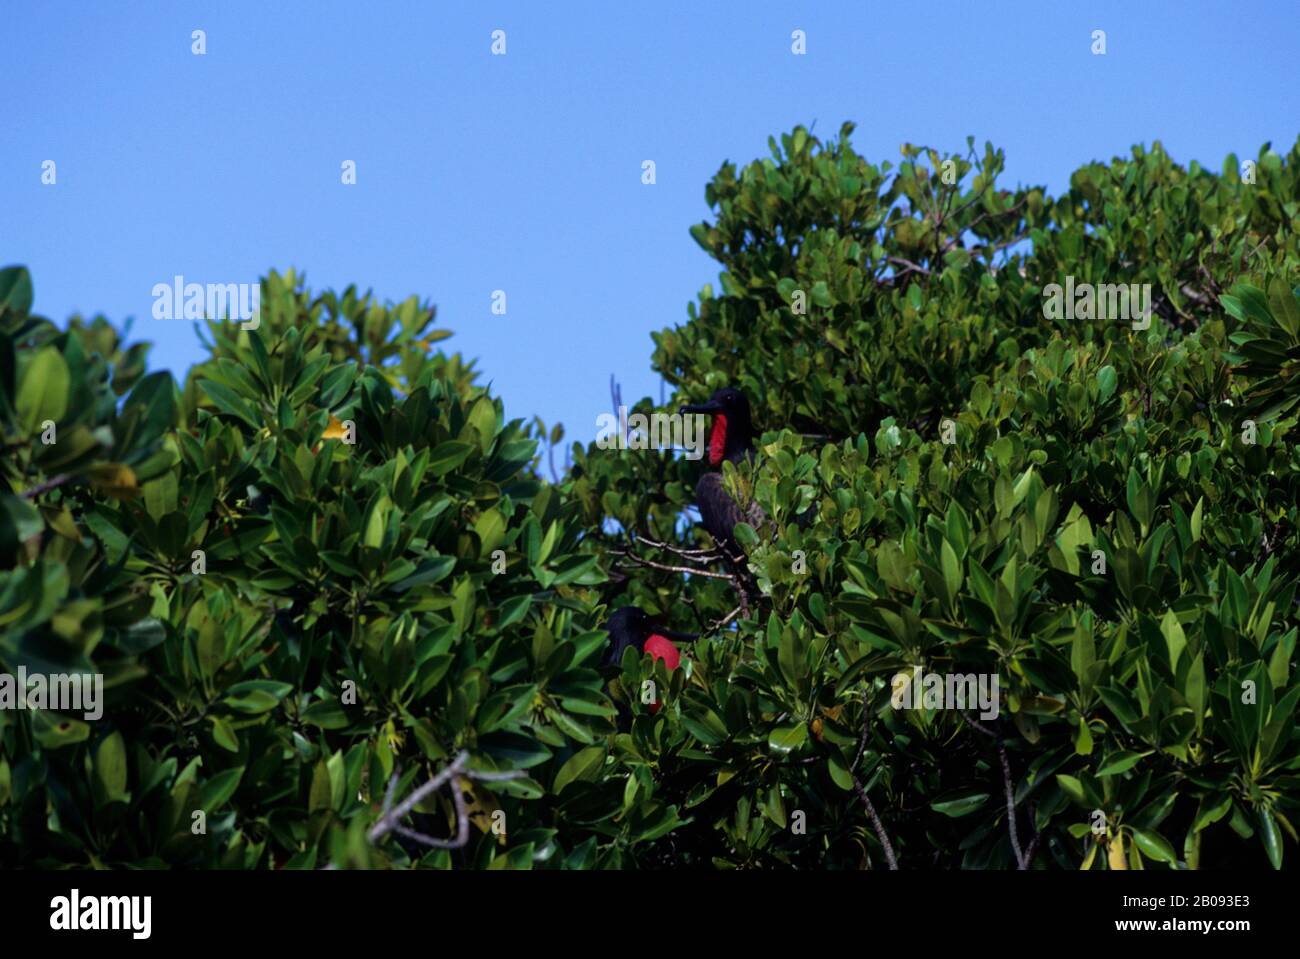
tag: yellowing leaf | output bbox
[1107,833,1128,870]
[86,463,139,499]
[323,414,348,440]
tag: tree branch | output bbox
[634,533,720,561]
[851,684,898,870]
[365,752,523,852]
[961,710,1037,869]
[21,473,73,499]
[610,547,735,580]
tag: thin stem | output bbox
[851,683,898,870]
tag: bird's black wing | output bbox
[696,471,761,560]
[604,632,638,667]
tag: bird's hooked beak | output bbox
[680,399,724,416]
[655,626,699,643]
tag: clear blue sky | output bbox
[4,1,1298,447]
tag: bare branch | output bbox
[997,740,1025,868]
[382,770,400,815]
[707,605,744,633]
[1022,802,1042,870]
[851,683,898,870]
[634,533,720,561]
[961,710,1034,869]
[611,547,735,580]
[885,255,931,279]
[21,473,73,499]
[961,711,998,740]
[365,751,524,853]
[609,374,623,420]
[616,532,755,636]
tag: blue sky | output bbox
[4,1,1298,448]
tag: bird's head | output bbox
[680,386,754,466]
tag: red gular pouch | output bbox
[642,633,682,714]
[708,414,728,467]
[643,633,681,670]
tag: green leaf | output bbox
[931,793,989,817]
[1097,751,1148,777]
[940,539,963,608]
[1192,794,1232,832]
[31,710,90,749]
[222,680,292,715]
[1266,277,1300,340]
[309,759,333,814]
[199,379,261,429]
[17,346,69,432]
[553,745,605,794]
[1186,652,1206,736]
[1258,809,1283,869]
[768,723,807,754]
[1096,365,1117,402]
[428,441,474,477]
[95,732,129,802]
[390,555,456,593]
[363,494,392,549]
[464,396,500,452]
[197,767,244,813]
[0,265,34,314]
[1056,774,1087,805]
[301,698,352,730]
[1074,716,1094,755]
[1130,828,1177,865]
[209,715,240,752]
[0,494,44,549]
[1161,611,1187,673]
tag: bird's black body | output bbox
[680,388,767,561]
[693,472,768,562]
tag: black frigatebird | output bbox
[603,606,697,715]
[679,387,767,563]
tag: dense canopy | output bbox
[3,123,1299,868]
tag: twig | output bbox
[707,605,744,633]
[617,532,755,635]
[997,740,1025,867]
[366,752,523,850]
[1258,520,1284,564]
[609,374,623,421]
[611,548,735,580]
[851,683,899,870]
[21,473,73,499]
[382,770,400,813]
[961,710,1037,869]
[733,572,753,619]
[886,255,931,279]
[1022,802,1042,869]
[962,711,998,740]
[547,441,560,484]
[943,197,1028,254]
[634,533,720,561]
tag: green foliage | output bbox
[1,268,654,868]
[570,124,1300,869]
[5,123,1300,869]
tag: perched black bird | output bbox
[603,606,697,715]
[604,606,696,668]
[680,387,767,562]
